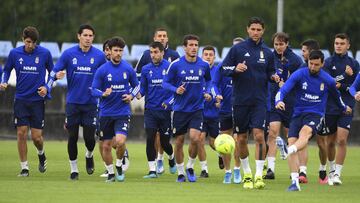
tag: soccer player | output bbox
[98,39,130,178]
[47,24,106,180]
[275,50,351,191]
[138,41,176,178]
[220,17,279,189]
[0,26,53,176]
[264,32,302,179]
[198,45,226,180]
[318,33,359,185]
[213,37,244,184]
[135,28,179,174]
[296,39,320,183]
[91,36,139,182]
[163,34,212,182]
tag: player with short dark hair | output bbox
[220,17,279,189]
[163,34,212,182]
[92,36,139,182]
[275,50,351,191]
[137,41,176,178]
[1,26,53,177]
[318,33,359,185]
[47,24,106,180]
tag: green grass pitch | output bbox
[0,140,359,203]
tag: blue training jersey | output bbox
[163,56,211,112]
[212,62,232,115]
[203,64,220,119]
[91,60,139,117]
[140,59,173,111]
[221,38,275,106]
[135,46,180,80]
[268,47,303,111]
[323,53,359,115]
[276,68,346,117]
[47,45,106,105]
[2,45,53,101]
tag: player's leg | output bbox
[287,137,301,191]
[266,120,281,179]
[112,116,130,182]
[102,138,115,182]
[327,133,336,185]
[173,111,188,182]
[155,132,165,174]
[333,126,350,185]
[198,124,208,178]
[158,110,176,174]
[219,114,232,170]
[82,104,97,175]
[144,127,158,178]
[98,139,108,177]
[65,104,81,180]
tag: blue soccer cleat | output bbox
[287,180,301,191]
[143,171,157,179]
[186,168,197,182]
[176,174,186,182]
[169,158,176,174]
[223,172,232,184]
[233,169,242,184]
[157,159,164,174]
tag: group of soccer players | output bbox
[1,16,360,192]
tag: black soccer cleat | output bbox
[70,172,79,180]
[264,168,275,179]
[18,169,29,177]
[218,156,224,169]
[199,170,209,178]
[86,157,95,175]
[38,153,47,173]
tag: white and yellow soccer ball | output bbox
[214,133,235,154]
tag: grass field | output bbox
[0,140,359,203]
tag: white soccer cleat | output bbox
[332,174,342,185]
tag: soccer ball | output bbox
[214,134,235,154]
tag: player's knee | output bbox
[237,135,247,145]
[337,138,347,146]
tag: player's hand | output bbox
[122,94,133,103]
[135,92,142,99]
[56,71,66,79]
[275,101,285,111]
[37,86,48,97]
[215,95,223,103]
[345,65,353,76]
[344,106,352,114]
[215,101,221,108]
[102,88,112,97]
[336,82,341,89]
[176,83,186,95]
[204,93,212,101]
[278,79,285,88]
[354,91,360,101]
[0,83,8,91]
[272,74,281,83]
[235,61,247,72]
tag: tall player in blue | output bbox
[91,37,139,182]
[138,41,176,178]
[163,34,212,182]
[275,50,351,191]
[221,17,279,189]
[135,27,179,174]
[318,33,359,185]
[47,24,106,180]
[0,26,53,176]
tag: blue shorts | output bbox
[144,109,172,136]
[269,108,292,128]
[14,99,45,129]
[318,114,353,136]
[99,116,130,140]
[288,113,322,138]
[65,103,97,128]
[219,112,232,132]
[173,110,203,136]
[233,104,266,134]
[202,117,219,138]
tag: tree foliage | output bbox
[0,0,359,53]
